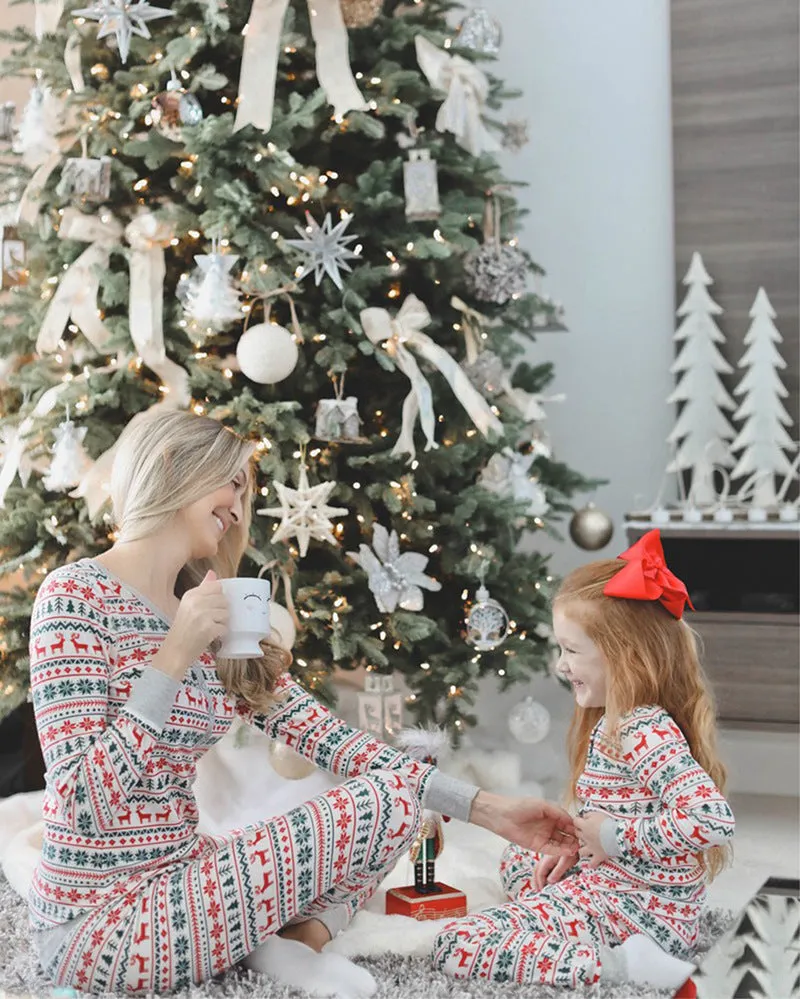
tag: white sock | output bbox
[601,934,695,990]
[243,936,376,999]
[318,951,377,999]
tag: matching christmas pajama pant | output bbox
[46,769,420,994]
[431,843,701,988]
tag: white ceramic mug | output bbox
[217,578,271,659]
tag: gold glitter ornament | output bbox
[340,0,382,28]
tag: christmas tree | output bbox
[667,252,737,506]
[0,0,591,739]
[730,287,794,507]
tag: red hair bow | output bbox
[603,529,694,619]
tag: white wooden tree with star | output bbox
[730,288,795,507]
[667,252,737,506]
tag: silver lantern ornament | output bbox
[465,577,509,651]
[357,671,404,741]
[569,503,614,551]
[403,148,441,221]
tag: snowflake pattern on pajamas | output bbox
[432,706,735,987]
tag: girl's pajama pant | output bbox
[47,769,420,994]
[432,843,699,988]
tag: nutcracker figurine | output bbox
[385,727,468,920]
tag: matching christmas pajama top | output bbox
[432,705,736,988]
[27,560,478,994]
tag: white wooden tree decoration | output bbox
[729,288,795,511]
[667,253,737,508]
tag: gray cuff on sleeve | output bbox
[600,817,622,857]
[422,770,480,823]
[126,667,181,731]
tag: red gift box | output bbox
[385,883,467,921]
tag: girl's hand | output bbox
[534,852,579,892]
[470,791,578,856]
[574,810,611,868]
[152,571,229,679]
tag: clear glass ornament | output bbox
[508,697,551,744]
[456,7,502,55]
[466,582,509,651]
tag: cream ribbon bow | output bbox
[415,36,500,157]
[360,294,502,461]
[36,208,122,356]
[234,0,368,134]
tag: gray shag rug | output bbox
[0,875,732,999]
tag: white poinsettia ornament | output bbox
[348,524,441,613]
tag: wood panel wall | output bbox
[671,0,799,432]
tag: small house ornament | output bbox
[315,377,364,442]
[403,148,441,221]
[57,139,112,203]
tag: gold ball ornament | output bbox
[268,740,317,780]
[340,0,383,27]
[569,504,614,551]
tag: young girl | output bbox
[432,529,735,991]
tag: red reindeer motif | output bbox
[70,633,89,654]
[49,633,65,655]
[154,808,170,823]
[387,821,410,841]
[132,955,149,974]
[133,920,150,945]
[633,733,649,755]
[135,807,152,824]
[33,638,47,659]
[118,807,132,825]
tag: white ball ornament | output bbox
[268,601,296,651]
[236,322,298,384]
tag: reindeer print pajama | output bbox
[28,560,478,994]
[432,705,735,987]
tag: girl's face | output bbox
[177,466,249,560]
[553,604,608,709]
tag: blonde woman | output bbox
[28,409,577,997]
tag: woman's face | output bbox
[552,604,608,709]
[177,466,249,560]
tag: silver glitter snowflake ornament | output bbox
[71,0,174,63]
[348,524,441,613]
[285,211,361,290]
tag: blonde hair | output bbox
[555,559,731,880]
[110,408,289,712]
